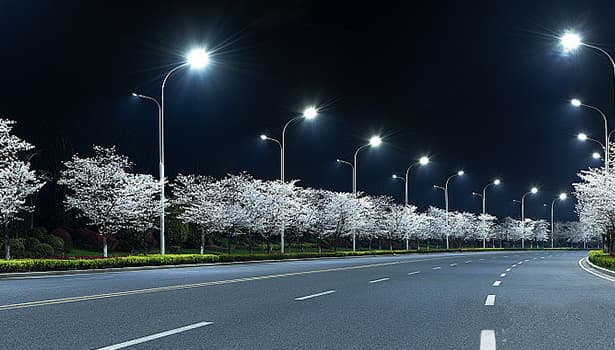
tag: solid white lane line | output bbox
[368,278,390,284]
[499,273,506,278]
[408,271,421,275]
[95,321,213,350]
[449,263,458,267]
[578,257,615,282]
[294,290,336,301]
[465,261,472,264]
[432,266,441,270]
[505,268,511,272]
[480,330,496,350]
[492,281,501,287]
[484,294,496,306]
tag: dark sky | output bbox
[2,0,615,224]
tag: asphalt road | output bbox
[1,250,613,349]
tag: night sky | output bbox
[2,0,614,225]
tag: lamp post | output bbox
[397,156,430,206]
[434,170,464,249]
[132,48,210,256]
[561,31,615,121]
[520,187,538,249]
[550,193,567,249]
[260,106,318,253]
[571,99,609,169]
[350,135,382,252]
[471,179,501,248]
[336,159,354,191]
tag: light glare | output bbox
[559,193,567,200]
[561,32,582,51]
[577,133,588,141]
[303,106,318,119]
[531,187,538,194]
[419,156,429,165]
[457,170,464,176]
[187,48,209,69]
[494,179,501,185]
[592,152,601,159]
[570,98,582,107]
[260,134,267,140]
[369,136,382,147]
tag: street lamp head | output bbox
[493,179,501,185]
[260,134,268,140]
[187,48,209,69]
[559,193,567,201]
[570,98,582,107]
[577,133,588,141]
[131,92,138,97]
[419,156,430,165]
[530,187,538,194]
[457,170,464,176]
[472,192,480,196]
[369,136,382,147]
[560,32,582,51]
[592,152,601,159]
[303,106,318,120]
[392,174,398,179]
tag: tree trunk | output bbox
[102,235,108,258]
[266,237,271,255]
[317,235,322,253]
[300,238,304,253]
[248,232,253,254]
[200,231,205,255]
[389,237,393,251]
[417,238,420,251]
[368,238,372,251]
[227,231,232,254]
[4,231,10,260]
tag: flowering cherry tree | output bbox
[59,146,159,257]
[0,119,45,260]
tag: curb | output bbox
[578,256,615,282]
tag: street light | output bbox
[434,170,465,249]
[520,187,538,249]
[550,193,567,248]
[397,156,430,206]
[593,152,602,160]
[260,106,319,253]
[471,179,501,248]
[350,135,383,252]
[132,47,210,256]
[571,99,609,168]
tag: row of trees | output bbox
[0,118,599,259]
[573,157,615,255]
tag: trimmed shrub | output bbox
[45,235,65,255]
[28,227,48,240]
[24,237,41,251]
[588,250,615,271]
[50,228,73,252]
[33,243,55,257]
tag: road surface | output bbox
[1,250,613,349]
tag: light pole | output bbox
[132,48,209,256]
[397,156,430,206]
[260,106,318,253]
[336,159,354,190]
[434,170,464,249]
[561,31,615,121]
[550,193,567,249]
[471,179,501,248]
[351,135,382,251]
[391,174,406,200]
[571,99,609,169]
[520,187,538,249]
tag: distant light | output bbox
[570,98,582,107]
[392,174,398,179]
[131,92,138,97]
[493,179,501,185]
[369,136,382,147]
[260,134,268,140]
[531,187,538,194]
[577,133,588,141]
[592,152,601,159]
[559,193,567,200]
[187,48,209,69]
[561,32,582,51]
[303,106,318,119]
[457,170,464,176]
[336,158,341,163]
[419,156,430,165]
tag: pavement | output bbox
[1,250,613,349]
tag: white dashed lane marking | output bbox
[484,294,496,306]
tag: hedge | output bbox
[0,247,587,273]
[588,250,615,271]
